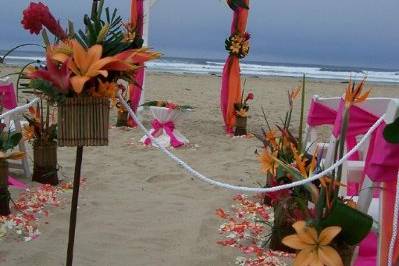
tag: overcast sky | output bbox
[1,0,398,69]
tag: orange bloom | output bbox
[344,78,371,107]
[258,149,277,176]
[67,40,121,94]
[282,221,343,266]
[90,80,119,100]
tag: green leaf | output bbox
[319,200,373,245]
[383,117,399,143]
[5,132,22,150]
[41,29,50,47]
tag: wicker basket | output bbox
[58,97,110,147]
[234,115,247,136]
[116,110,128,127]
[32,140,58,185]
[0,160,10,216]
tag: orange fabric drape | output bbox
[221,0,250,133]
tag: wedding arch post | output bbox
[220,0,250,134]
[128,0,154,127]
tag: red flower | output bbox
[21,2,67,40]
[245,92,254,102]
[28,54,71,94]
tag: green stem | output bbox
[334,107,350,198]
[0,43,44,64]
[298,74,306,152]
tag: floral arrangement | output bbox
[22,102,57,144]
[234,90,254,118]
[141,100,193,111]
[19,1,160,103]
[217,78,374,266]
[233,90,254,136]
[0,124,25,162]
[225,32,250,59]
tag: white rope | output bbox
[388,173,399,266]
[117,92,384,193]
[0,98,39,120]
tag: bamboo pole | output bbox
[66,146,83,266]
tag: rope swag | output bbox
[225,32,250,59]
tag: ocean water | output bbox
[1,50,399,83]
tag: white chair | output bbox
[322,97,392,197]
[0,77,31,178]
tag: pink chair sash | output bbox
[8,176,27,190]
[306,98,337,127]
[0,82,17,110]
[355,232,378,266]
[359,121,399,265]
[332,100,379,161]
[144,119,184,148]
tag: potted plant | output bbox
[0,124,25,216]
[233,90,254,136]
[23,100,58,185]
[20,1,160,147]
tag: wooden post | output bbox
[66,146,84,266]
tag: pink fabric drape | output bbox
[128,0,145,127]
[220,1,249,134]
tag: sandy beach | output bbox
[1,65,398,265]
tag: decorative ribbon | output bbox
[128,0,145,127]
[363,121,399,266]
[144,119,184,148]
[220,0,249,134]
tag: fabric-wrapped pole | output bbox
[128,0,145,127]
[220,0,249,133]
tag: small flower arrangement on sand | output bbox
[141,100,193,111]
[217,77,374,266]
[22,101,59,185]
[234,90,254,136]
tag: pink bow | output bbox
[144,119,184,148]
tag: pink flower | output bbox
[165,102,177,110]
[21,2,67,40]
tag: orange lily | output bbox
[344,78,370,107]
[67,40,121,94]
[236,108,248,117]
[282,221,343,266]
[258,149,277,176]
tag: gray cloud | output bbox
[1,0,398,69]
